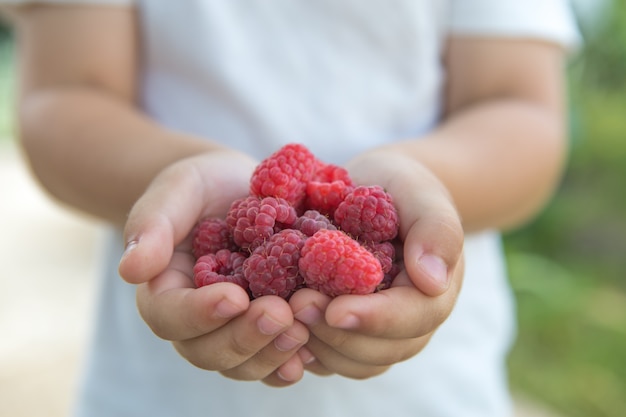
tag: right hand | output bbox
[118,150,310,386]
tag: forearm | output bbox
[380,98,567,233]
[18,86,224,226]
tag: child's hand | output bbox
[118,151,310,386]
[289,150,464,378]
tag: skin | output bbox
[3,5,568,387]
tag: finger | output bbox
[294,346,333,376]
[219,320,309,381]
[302,359,333,377]
[392,175,464,297]
[304,333,391,380]
[401,207,465,297]
[173,296,298,372]
[119,162,207,284]
[136,250,250,341]
[296,346,325,370]
[262,353,307,387]
[290,289,429,366]
[290,281,456,341]
[324,269,462,338]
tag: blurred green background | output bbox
[0,18,12,138]
[1,2,625,416]
[504,1,626,416]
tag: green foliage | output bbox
[577,0,626,92]
[0,20,14,140]
[505,1,626,415]
[506,253,626,417]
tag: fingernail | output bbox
[277,369,295,382]
[274,333,303,352]
[294,305,322,325]
[418,254,449,289]
[215,299,245,319]
[121,239,139,260]
[297,347,316,365]
[257,314,287,335]
[333,314,360,330]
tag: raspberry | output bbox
[293,209,337,237]
[304,163,354,216]
[362,240,396,274]
[243,229,307,299]
[311,163,353,185]
[377,262,402,292]
[333,185,399,242]
[363,241,402,291]
[191,217,236,258]
[226,196,298,251]
[190,144,405,301]
[305,180,354,217]
[299,229,383,297]
[193,249,248,290]
[249,143,318,207]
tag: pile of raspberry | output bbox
[191,143,402,299]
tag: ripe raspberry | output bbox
[377,262,402,292]
[362,241,396,274]
[191,217,236,259]
[193,249,248,290]
[299,229,383,297]
[249,143,318,207]
[304,163,354,216]
[293,209,337,237]
[305,180,354,217]
[311,163,353,185]
[333,185,399,242]
[226,196,298,251]
[243,229,307,299]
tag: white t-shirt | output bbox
[3,1,580,416]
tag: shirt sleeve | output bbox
[448,0,582,51]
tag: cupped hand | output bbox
[290,150,465,379]
[118,150,310,386]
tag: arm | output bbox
[289,37,569,378]
[9,5,249,226]
[387,37,568,232]
[9,5,306,386]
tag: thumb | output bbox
[391,171,464,297]
[118,163,205,284]
[118,212,178,285]
[118,152,257,284]
[402,209,464,297]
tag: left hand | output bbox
[289,150,465,378]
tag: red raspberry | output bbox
[243,229,307,299]
[249,143,318,207]
[333,185,399,242]
[311,163,353,185]
[305,180,354,217]
[304,163,354,216]
[193,249,248,290]
[362,240,396,274]
[226,196,298,251]
[377,262,402,292]
[293,209,337,237]
[299,229,383,297]
[191,217,236,259]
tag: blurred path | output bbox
[0,140,102,417]
[0,140,565,417]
